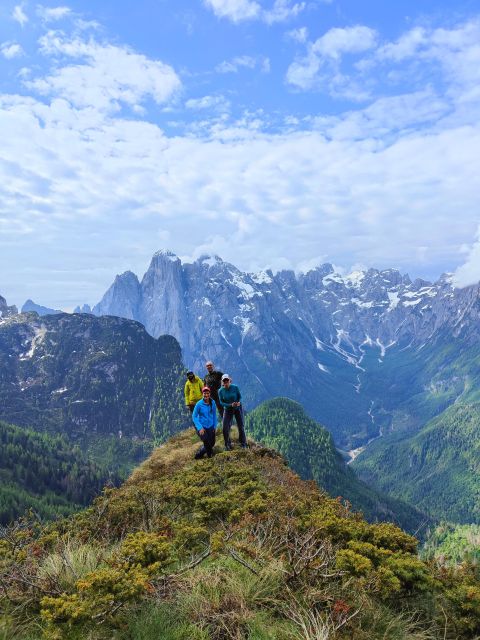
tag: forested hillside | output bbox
[0,421,122,524]
[353,403,480,523]
[0,312,186,440]
[423,523,480,565]
[1,431,479,640]
[245,398,429,534]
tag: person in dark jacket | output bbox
[218,374,247,451]
[204,361,224,417]
[192,386,217,459]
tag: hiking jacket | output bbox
[218,384,242,408]
[192,398,218,432]
[184,376,203,406]
[204,370,223,393]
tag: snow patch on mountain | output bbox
[19,325,47,360]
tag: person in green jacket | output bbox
[184,371,203,416]
[218,374,247,451]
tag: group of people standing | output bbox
[184,361,247,459]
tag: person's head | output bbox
[187,371,195,382]
[221,374,231,388]
[202,386,211,401]
[205,361,214,372]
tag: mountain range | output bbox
[88,250,480,449]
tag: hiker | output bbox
[192,386,217,459]
[184,371,203,416]
[218,374,247,451]
[204,360,224,417]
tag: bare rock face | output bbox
[93,271,141,320]
[0,295,18,318]
[92,251,480,447]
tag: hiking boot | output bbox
[195,449,206,460]
[240,443,248,449]
[224,444,233,451]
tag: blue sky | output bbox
[1,0,480,309]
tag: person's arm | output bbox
[192,402,202,431]
[236,386,242,403]
[184,382,189,406]
[218,388,229,408]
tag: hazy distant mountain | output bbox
[22,299,62,316]
[73,304,92,314]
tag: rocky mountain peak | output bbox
[93,270,141,320]
[150,249,181,265]
[74,304,92,314]
[21,299,61,316]
[0,295,18,319]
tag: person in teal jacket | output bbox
[192,386,217,459]
[218,374,247,451]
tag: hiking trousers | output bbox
[222,406,247,448]
[196,427,216,457]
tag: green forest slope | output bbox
[1,430,479,640]
[0,421,122,524]
[353,402,480,523]
[423,523,480,565]
[245,398,429,534]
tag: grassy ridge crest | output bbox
[1,429,479,640]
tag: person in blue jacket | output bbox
[192,386,217,459]
[218,374,247,451]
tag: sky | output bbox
[1,0,480,309]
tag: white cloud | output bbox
[12,4,28,26]
[286,25,377,91]
[204,0,305,23]
[378,20,480,104]
[313,25,378,58]
[287,26,308,43]
[37,5,72,22]
[263,0,305,24]
[216,55,270,73]
[313,89,450,140]
[454,229,480,287]
[286,18,480,111]
[203,0,260,22]
[1,42,24,59]
[27,32,181,111]
[185,95,230,111]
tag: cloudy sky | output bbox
[1,0,480,309]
